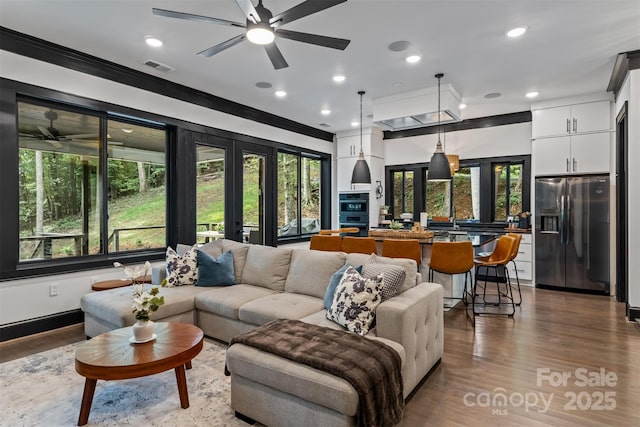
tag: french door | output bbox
[233,141,276,246]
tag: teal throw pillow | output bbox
[196,250,236,286]
[323,263,362,310]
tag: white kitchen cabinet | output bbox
[533,132,610,176]
[532,100,611,138]
[508,233,532,281]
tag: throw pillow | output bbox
[326,266,383,336]
[323,263,362,310]
[166,246,198,286]
[362,263,406,301]
[196,250,236,286]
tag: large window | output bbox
[493,162,523,221]
[17,100,167,262]
[453,166,481,220]
[387,155,529,224]
[392,170,414,218]
[277,152,321,237]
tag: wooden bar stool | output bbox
[471,235,517,324]
[428,241,475,309]
[381,239,421,267]
[309,235,342,252]
[341,236,377,254]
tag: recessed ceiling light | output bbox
[321,109,331,115]
[275,90,287,98]
[459,103,467,110]
[351,121,359,127]
[405,55,421,63]
[526,91,539,98]
[255,81,272,89]
[388,40,411,52]
[506,26,528,38]
[121,128,134,133]
[332,75,346,83]
[145,36,163,47]
[485,92,501,99]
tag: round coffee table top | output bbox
[75,322,204,381]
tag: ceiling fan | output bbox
[152,0,351,70]
[21,109,97,149]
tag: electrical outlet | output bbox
[49,283,59,297]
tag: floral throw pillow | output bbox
[326,266,383,336]
[165,246,198,286]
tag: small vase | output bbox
[132,320,155,342]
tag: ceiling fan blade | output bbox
[275,29,350,50]
[264,43,289,70]
[152,8,245,28]
[46,140,63,149]
[197,34,247,57]
[270,0,347,28]
[234,0,260,23]
[37,125,56,140]
[62,133,99,140]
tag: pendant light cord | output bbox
[358,90,365,153]
[435,73,444,152]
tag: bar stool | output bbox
[506,232,524,305]
[471,235,516,323]
[381,239,421,266]
[428,241,475,309]
[341,236,377,254]
[309,235,342,252]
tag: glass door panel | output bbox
[196,145,226,243]
[243,152,265,244]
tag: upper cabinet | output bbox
[532,100,611,139]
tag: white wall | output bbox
[383,122,532,166]
[615,69,640,310]
[0,50,334,326]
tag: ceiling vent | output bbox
[372,84,462,131]
[143,60,176,73]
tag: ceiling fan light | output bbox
[247,23,274,45]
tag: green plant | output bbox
[389,220,403,230]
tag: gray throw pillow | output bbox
[362,263,406,301]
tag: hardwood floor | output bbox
[1,287,638,426]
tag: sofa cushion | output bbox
[221,240,251,283]
[238,293,324,326]
[196,250,235,286]
[362,263,406,301]
[81,284,210,327]
[166,246,198,286]
[199,240,224,258]
[194,284,277,320]
[242,245,292,292]
[323,264,363,310]
[285,249,346,299]
[326,267,383,336]
[347,253,418,293]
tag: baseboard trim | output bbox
[0,309,83,342]
[627,305,640,322]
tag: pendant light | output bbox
[351,90,371,184]
[427,73,452,181]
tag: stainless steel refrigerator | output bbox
[535,175,609,293]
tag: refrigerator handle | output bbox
[566,194,571,245]
[560,195,565,244]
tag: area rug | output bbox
[0,339,254,426]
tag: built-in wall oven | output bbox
[339,192,369,236]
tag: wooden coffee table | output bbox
[75,322,204,426]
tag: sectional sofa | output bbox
[81,239,444,426]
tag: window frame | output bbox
[385,154,531,226]
[491,160,525,222]
[276,149,327,241]
[0,79,333,279]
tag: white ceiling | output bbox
[1,0,639,133]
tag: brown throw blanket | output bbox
[227,319,404,427]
